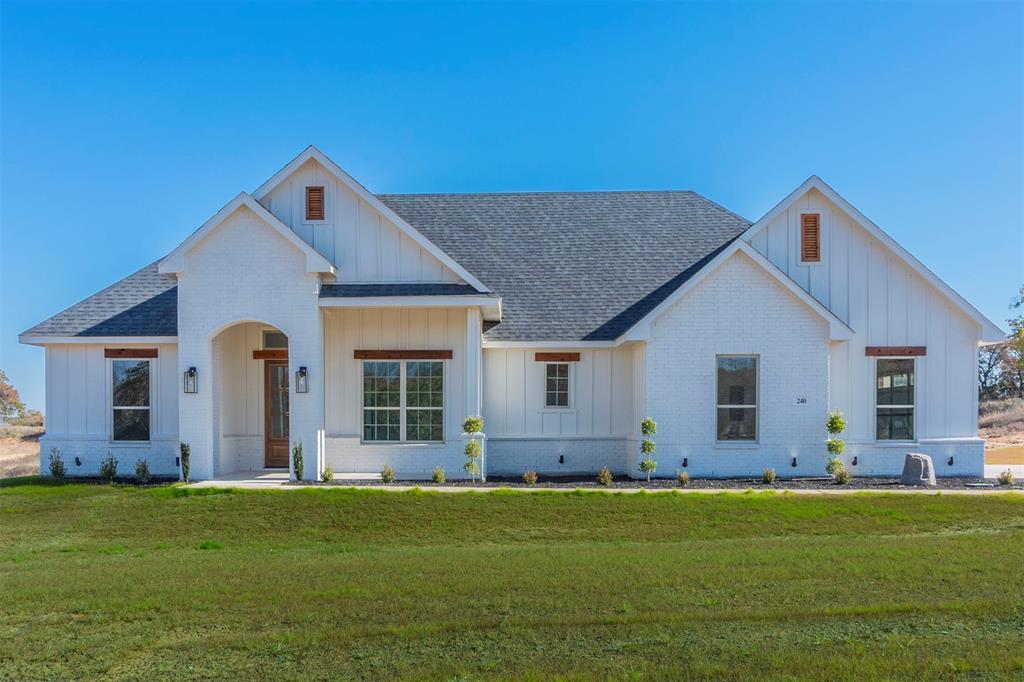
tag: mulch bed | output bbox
[301,475,1021,491]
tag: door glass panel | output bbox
[270,365,289,439]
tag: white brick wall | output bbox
[39,436,179,478]
[644,251,834,478]
[176,205,325,480]
[487,437,630,477]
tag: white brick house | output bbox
[20,147,1004,480]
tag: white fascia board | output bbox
[742,175,1005,343]
[158,192,335,276]
[252,146,490,293]
[319,295,501,321]
[482,340,621,349]
[18,335,178,347]
[618,240,854,343]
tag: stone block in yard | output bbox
[900,453,937,486]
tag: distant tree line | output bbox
[0,370,43,426]
[979,286,1024,402]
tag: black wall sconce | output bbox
[295,366,309,393]
[682,457,688,468]
[851,456,858,466]
[74,456,81,467]
[558,454,564,464]
[791,456,798,468]
[183,367,198,394]
[948,456,954,466]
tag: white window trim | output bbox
[874,356,917,444]
[542,362,573,411]
[798,211,824,267]
[360,360,446,444]
[109,357,154,445]
[301,184,330,226]
[715,354,759,444]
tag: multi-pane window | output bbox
[362,361,444,442]
[876,359,914,441]
[545,363,570,408]
[716,355,757,441]
[406,362,444,441]
[112,360,150,441]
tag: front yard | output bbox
[1,481,1022,679]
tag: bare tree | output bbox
[979,344,1004,400]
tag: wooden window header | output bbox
[865,346,926,357]
[354,350,453,360]
[801,213,820,263]
[306,186,325,221]
[253,349,288,360]
[105,348,158,359]
[535,352,580,362]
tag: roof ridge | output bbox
[376,189,701,198]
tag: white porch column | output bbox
[465,307,484,479]
[178,336,214,481]
[287,309,326,481]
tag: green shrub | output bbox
[826,439,845,455]
[522,469,538,485]
[134,459,151,484]
[465,439,482,458]
[179,442,191,482]
[834,468,852,485]
[463,436,482,482]
[381,464,396,483]
[99,452,118,482]
[432,467,445,484]
[677,471,690,487]
[826,410,846,435]
[597,466,613,486]
[47,448,66,481]
[761,468,777,484]
[321,466,334,483]
[825,457,844,476]
[997,468,1015,486]
[641,417,657,436]
[639,456,657,481]
[292,441,304,480]
[462,415,484,434]
[640,439,656,455]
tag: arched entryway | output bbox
[211,321,290,475]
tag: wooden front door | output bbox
[264,360,290,468]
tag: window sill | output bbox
[714,442,760,450]
[109,441,153,448]
[538,409,576,415]
[360,441,448,447]
[873,441,918,448]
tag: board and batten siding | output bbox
[261,159,463,283]
[482,346,638,438]
[747,187,980,441]
[44,344,178,440]
[323,308,468,439]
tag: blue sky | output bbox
[1,2,1021,411]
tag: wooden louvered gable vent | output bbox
[306,186,325,221]
[800,213,820,262]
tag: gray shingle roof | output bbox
[24,191,750,342]
[378,191,750,341]
[21,260,177,338]
[320,283,488,298]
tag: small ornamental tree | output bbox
[292,440,304,481]
[463,416,485,482]
[639,417,657,481]
[179,442,191,482]
[825,410,851,484]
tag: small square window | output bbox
[545,363,570,408]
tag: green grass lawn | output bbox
[1,481,1023,680]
